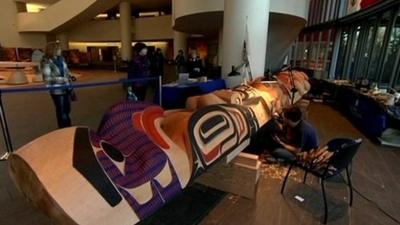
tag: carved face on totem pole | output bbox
[73,101,260,222]
[74,103,184,220]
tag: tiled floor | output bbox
[0,75,399,225]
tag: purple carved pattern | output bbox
[90,102,182,219]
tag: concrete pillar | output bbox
[218,28,223,67]
[120,1,132,61]
[221,0,270,79]
[56,33,69,50]
[174,31,188,58]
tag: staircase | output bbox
[17,0,121,32]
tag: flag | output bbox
[241,19,253,81]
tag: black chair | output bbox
[280,138,362,224]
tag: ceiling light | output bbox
[139,12,160,17]
[26,3,47,13]
[95,14,108,19]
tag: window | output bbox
[315,0,322,24]
[367,14,391,81]
[309,32,321,70]
[293,28,336,79]
[357,24,376,78]
[322,0,328,23]
[348,26,362,80]
[296,34,305,67]
[395,65,400,90]
[326,29,337,73]
[380,12,400,85]
[290,42,296,66]
[325,0,331,22]
[336,28,350,79]
[330,0,338,20]
[298,0,400,86]
[318,30,329,71]
[303,34,312,68]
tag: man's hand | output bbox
[273,134,300,154]
[275,119,283,131]
[272,135,283,144]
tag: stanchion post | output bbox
[0,91,13,161]
[113,55,117,73]
[158,76,162,107]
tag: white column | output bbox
[120,1,132,61]
[218,28,224,67]
[221,0,270,79]
[173,31,188,58]
[56,33,69,50]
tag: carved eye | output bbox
[101,142,124,162]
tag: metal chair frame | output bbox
[280,139,362,224]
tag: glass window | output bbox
[296,34,305,67]
[290,42,296,66]
[325,0,331,22]
[381,13,400,85]
[318,30,330,71]
[307,0,313,25]
[315,0,322,24]
[393,66,400,92]
[311,0,318,25]
[322,0,328,23]
[309,32,321,70]
[326,29,337,72]
[368,15,391,81]
[395,65,400,90]
[348,26,362,80]
[330,0,337,20]
[338,0,346,18]
[358,24,376,78]
[303,33,312,68]
[336,28,350,79]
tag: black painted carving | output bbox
[73,128,122,207]
[101,142,124,163]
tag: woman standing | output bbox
[127,42,151,101]
[42,42,73,128]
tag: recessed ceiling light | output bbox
[26,3,47,13]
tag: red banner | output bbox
[361,0,382,9]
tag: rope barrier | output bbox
[0,77,159,94]
[0,76,162,160]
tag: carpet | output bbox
[138,183,226,225]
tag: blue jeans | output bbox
[272,148,296,162]
[51,93,71,128]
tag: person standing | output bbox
[32,49,45,82]
[42,42,73,128]
[187,51,202,78]
[175,49,186,74]
[153,48,165,77]
[127,42,151,101]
